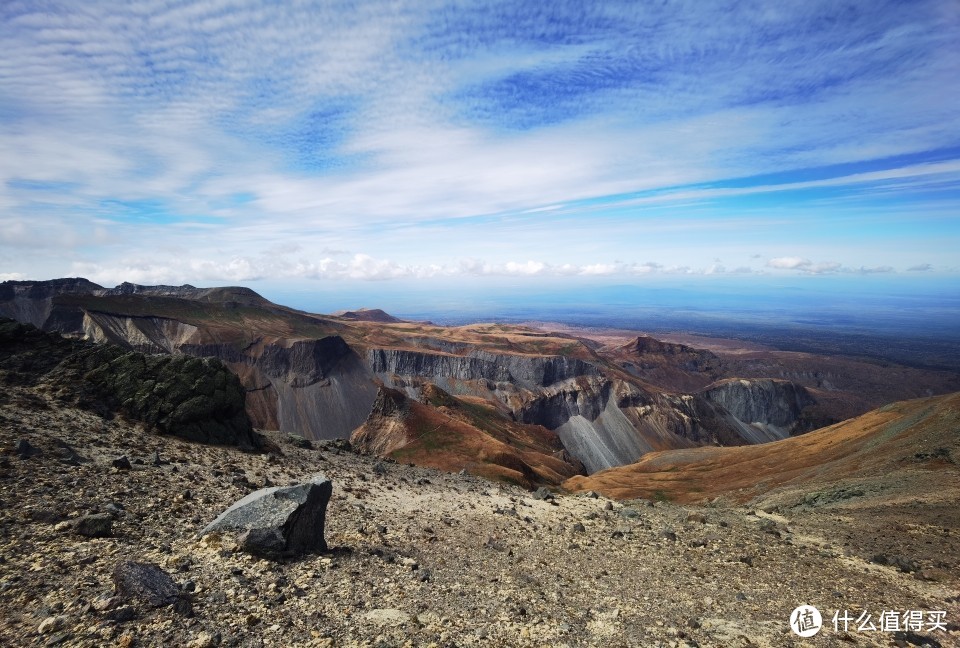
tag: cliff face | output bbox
[0,278,830,475]
[1,280,375,441]
[85,316,378,441]
[0,278,104,331]
[699,378,819,441]
[367,347,817,473]
[368,348,598,390]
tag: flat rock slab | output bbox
[200,474,332,557]
[363,608,411,626]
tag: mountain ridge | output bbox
[3,278,958,483]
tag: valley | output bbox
[1,278,958,647]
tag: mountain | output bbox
[351,384,583,488]
[333,307,405,323]
[2,278,959,483]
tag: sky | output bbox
[1,0,959,311]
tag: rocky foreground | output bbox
[1,385,958,648]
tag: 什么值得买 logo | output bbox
[790,605,823,637]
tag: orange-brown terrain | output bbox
[351,384,583,487]
[565,391,960,505]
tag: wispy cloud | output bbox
[1,0,958,286]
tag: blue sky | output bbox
[1,0,959,301]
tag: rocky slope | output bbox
[3,278,958,480]
[351,384,583,488]
[1,377,957,647]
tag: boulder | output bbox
[73,513,113,538]
[200,475,332,557]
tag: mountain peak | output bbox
[333,308,403,323]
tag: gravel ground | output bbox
[1,385,957,648]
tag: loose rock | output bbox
[200,474,332,557]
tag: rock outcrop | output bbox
[200,475,333,557]
[0,319,258,448]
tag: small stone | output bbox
[286,434,313,449]
[619,508,640,519]
[104,503,125,518]
[38,615,66,634]
[73,513,113,538]
[603,501,613,511]
[571,522,586,533]
[660,529,678,542]
[117,633,135,648]
[92,594,120,611]
[686,512,707,524]
[106,606,137,622]
[112,456,132,470]
[532,487,554,501]
[186,631,220,648]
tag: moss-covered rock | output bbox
[0,318,258,448]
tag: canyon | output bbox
[2,278,958,484]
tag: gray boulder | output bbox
[200,475,332,557]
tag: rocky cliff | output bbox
[699,378,820,442]
[1,280,374,440]
[368,348,598,390]
[367,347,816,473]
[0,278,835,475]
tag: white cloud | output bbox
[766,257,810,270]
[1,1,958,284]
